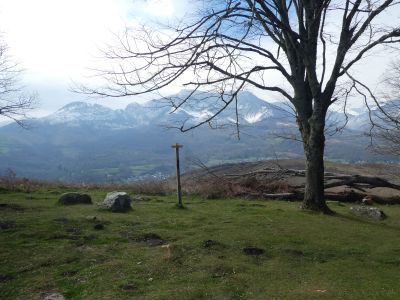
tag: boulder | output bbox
[350,206,387,220]
[103,192,132,212]
[58,192,92,205]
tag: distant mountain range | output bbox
[0,91,395,183]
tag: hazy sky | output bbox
[0,0,398,117]
[0,0,188,116]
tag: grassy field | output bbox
[1,189,400,299]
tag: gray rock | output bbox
[132,195,152,201]
[103,192,132,212]
[58,192,92,205]
[350,206,387,220]
[44,293,65,300]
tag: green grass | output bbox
[1,190,400,299]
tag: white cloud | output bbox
[0,0,132,80]
[0,0,191,115]
[142,0,175,17]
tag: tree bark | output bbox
[299,114,334,214]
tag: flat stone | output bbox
[44,293,65,300]
[85,216,98,221]
[350,206,387,220]
[132,195,152,201]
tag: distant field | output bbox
[1,189,400,299]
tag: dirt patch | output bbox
[0,220,16,230]
[61,270,78,277]
[120,283,137,291]
[64,257,80,264]
[38,260,58,268]
[0,203,24,211]
[48,234,79,240]
[83,234,98,241]
[53,217,70,224]
[119,231,134,240]
[141,233,166,246]
[283,249,305,256]
[65,227,82,235]
[48,228,85,241]
[203,239,224,248]
[243,246,265,256]
[211,266,232,278]
[94,224,104,230]
[0,273,14,282]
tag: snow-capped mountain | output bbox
[37,90,366,131]
[38,91,296,130]
[0,91,392,183]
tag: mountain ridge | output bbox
[0,91,394,183]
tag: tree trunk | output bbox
[299,115,334,214]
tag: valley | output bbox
[0,92,395,183]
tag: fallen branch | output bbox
[323,175,400,190]
[253,191,400,204]
[186,164,400,203]
[225,167,400,191]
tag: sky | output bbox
[0,0,398,118]
[0,0,188,117]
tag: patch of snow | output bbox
[276,121,296,128]
[243,107,272,123]
[175,108,213,122]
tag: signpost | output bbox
[171,143,183,208]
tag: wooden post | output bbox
[172,143,183,208]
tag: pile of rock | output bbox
[350,206,387,220]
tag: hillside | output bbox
[1,189,400,299]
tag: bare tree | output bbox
[369,60,400,155]
[0,40,36,127]
[79,0,400,214]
